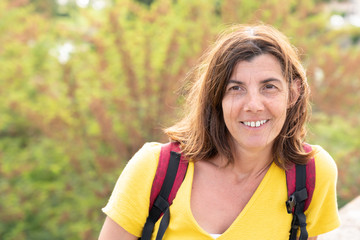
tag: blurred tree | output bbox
[1,0,219,239]
[134,0,155,6]
[30,0,58,16]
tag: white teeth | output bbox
[243,120,268,128]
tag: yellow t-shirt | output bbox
[102,142,340,239]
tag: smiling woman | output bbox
[99,24,340,240]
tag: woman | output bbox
[99,24,340,239]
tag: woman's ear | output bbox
[288,78,301,108]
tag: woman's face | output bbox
[222,53,289,154]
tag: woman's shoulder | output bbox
[126,142,163,166]
[305,145,340,235]
[102,142,164,236]
[310,144,338,181]
[114,142,164,194]
[311,145,337,168]
[135,142,163,156]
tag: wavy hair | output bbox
[164,24,313,169]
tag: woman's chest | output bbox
[164,162,294,239]
[190,169,265,234]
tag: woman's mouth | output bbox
[241,120,269,128]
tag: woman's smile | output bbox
[241,119,269,128]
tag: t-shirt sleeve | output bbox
[102,142,162,237]
[305,145,341,237]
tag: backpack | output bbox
[140,142,315,240]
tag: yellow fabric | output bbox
[102,142,340,239]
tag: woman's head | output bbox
[165,24,312,168]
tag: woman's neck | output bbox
[210,143,274,182]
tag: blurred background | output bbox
[0,0,359,239]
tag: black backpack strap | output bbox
[155,207,170,239]
[140,151,181,240]
[288,164,309,240]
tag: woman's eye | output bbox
[229,85,244,91]
[264,84,277,90]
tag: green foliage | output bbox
[1,0,359,239]
[309,113,360,207]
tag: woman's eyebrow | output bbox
[260,78,282,84]
[228,78,282,85]
[228,80,244,85]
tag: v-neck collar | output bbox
[183,160,276,238]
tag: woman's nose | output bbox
[243,91,264,112]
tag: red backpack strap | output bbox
[149,142,188,209]
[286,144,316,240]
[286,144,315,211]
[141,142,188,240]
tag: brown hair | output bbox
[164,24,313,169]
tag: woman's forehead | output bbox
[230,54,285,82]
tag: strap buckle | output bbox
[286,194,296,214]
